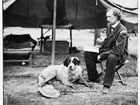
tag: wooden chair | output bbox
[99,60,129,85]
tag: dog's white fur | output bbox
[38,57,89,88]
[69,66,83,82]
[38,64,73,87]
[69,65,89,87]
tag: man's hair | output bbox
[107,8,122,20]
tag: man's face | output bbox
[106,10,118,25]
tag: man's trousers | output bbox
[84,51,118,87]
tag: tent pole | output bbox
[94,29,100,45]
[75,0,78,27]
[27,0,29,18]
[51,0,57,65]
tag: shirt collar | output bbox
[111,21,120,28]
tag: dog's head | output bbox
[63,57,80,70]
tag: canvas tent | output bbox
[100,0,138,24]
[3,0,16,11]
[3,0,107,29]
[3,0,138,64]
[3,0,138,28]
[100,0,138,35]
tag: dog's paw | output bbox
[63,81,75,89]
[87,82,95,89]
[38,84,44,87]
[38,81,46,87]
[67,82,75,89]
[69,84,75,89]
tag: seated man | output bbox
[84,8,128,94]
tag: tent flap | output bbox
[99,0,138,24]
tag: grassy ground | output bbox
[3,28,138,105]
[3,50,138,105]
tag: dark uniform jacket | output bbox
[99,22,128,64]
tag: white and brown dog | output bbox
[63,57,89,86]
[38,57,89,88]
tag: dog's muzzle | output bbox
[68,63,76,70]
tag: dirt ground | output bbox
[3,50,138,105]
[3,29,138,105]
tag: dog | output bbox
[38,64,73,88]
[64,57,90,87]
[38,57,89,88]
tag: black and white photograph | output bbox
[2,0,138,105]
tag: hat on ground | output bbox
[38,85,60,98]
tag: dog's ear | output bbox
[76,58,80,65]
[77,59,80,65]
[63,57,70,67]
[73,57,80,65]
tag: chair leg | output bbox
[99,62,105,71]
[116,70,127,85]
[100,61,127,85]
[99,62,105,78]
[29,52,33,67]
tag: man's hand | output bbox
[97,55,101,61]
[96,38,103,45]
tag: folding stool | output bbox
[99,60,129,85]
